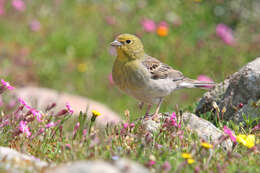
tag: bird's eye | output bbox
[126,40,131,44]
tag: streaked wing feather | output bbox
[142,56,184,81]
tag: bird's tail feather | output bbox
[178,78,215,89]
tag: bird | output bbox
[111,33,215,119]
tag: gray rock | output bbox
[46,161,120,173]
[114,158,149,173]
[196,57,260,123]
[233,99,260,123]
[0,146,48,172]
[142,118,161,133]
[182,112,233,151]
[141,113,233,151]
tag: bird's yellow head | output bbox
[110,34,144,60]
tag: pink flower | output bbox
[0,0,5,16]
[197,75,214,88]
[0,96,3,107]
[162,161,171,172]
[108,73,114,85]
[216,24,235,45]
[130,123,135,128]
[65,144,71,149]
[1,79,15,90]
[66,102,74,114]
[123,123,129,129]
[31,109,43,122]
[170,112,180,127]
[170,112,176,120]
[12,0,26,12]
[30,20,41,32]
[147,160,156,167]
[141,19,156,32]
[252,123,260,132]
[83,129,87,136]
[46,122,56,128]
[223,126,236,142]
[73,122,80,138]
[19,121,31,137]
[18,98,43,122]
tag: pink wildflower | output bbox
[216,24,235,45]
[223,126,236,142]
[31,109,43,122]
[83,129,87,136]
[1,79,15,90]
[170,112,179,127]
[147,160,156,167]
[46,122,56,128]
[123,123,129,129]
[108,73,114,85]
[65,144,71,149]
[197,75,214,88]
[162,161,171,172]
[18,98,43,122]
[73,122,80,139]
[141,19,156,32]
[12,0,26,12]
[130,123,135,128]
[18,98,31,109]
[30,19,41,32]
[252,123,260,132]
[0,0,5,16]
[171,112,177,120]
[66,102,74,114]
[19,121,31,137]
[0,96,3,106]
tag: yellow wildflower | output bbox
[201,142,213,149]
[181,153,192,159]
[92,110,101,117]
[187,159,195,164]
[91,110,101,122]
[236,134,255,148]
[77,63,87,73]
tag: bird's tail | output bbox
[178,78,215,89]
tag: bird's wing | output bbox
[142,55,184,81]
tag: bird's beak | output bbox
[110,40,122,47]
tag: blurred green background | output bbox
[0,0,259,118]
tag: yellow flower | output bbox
[201,142,213,149]
[181,153,192,159]
[187,159,195,164]
[92,110,101,117]
[77,63,87,73]
[237,134,255,148]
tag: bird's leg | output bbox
[145,104,152,117]
[152,98,163,120]
[138,102,144,110]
